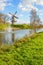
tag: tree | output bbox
[0,13,9,24]
[0,13,3,17]
[30,9,41,33]
[3,14,9,24]
[0,13,4,24]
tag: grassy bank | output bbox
[11,24,43,30]
[0,24,9,30]
[0,32,43,65]
[11,24,30,29]
[0,24,43,30]
[0,24,30,30]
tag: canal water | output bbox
[0,27,43,44]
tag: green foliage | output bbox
[0,32,43,65]
[11,24,43,29]
[11,24,30,29]
[0,24,9,30]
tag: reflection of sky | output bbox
[0,29,30,44]
[4,33,13,44]
[15,30,30,39]
[0,28,43,44]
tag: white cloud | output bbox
[37,10,43,17]
[38,10,43,13]
[0,0,13,11]
[7,13,12,17]
[19,14,23,17]
[26,4,38,11]
[19,3,23,8]
[18,0,43,12]
[15,19,29,24]
[21,7,28,12]
[0,0,6,10]
[36,0,43,6]
[22,0,43,6]
[18,0,38,12]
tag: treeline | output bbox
[11,24,30,29]
[11,24,43,29]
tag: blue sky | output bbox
[0,0,43,24]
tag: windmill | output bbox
[9,11,18,24]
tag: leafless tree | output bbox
[0,13,4,24]
[30,9,41,33]
[0,13,9,24]
[3,14,9,24]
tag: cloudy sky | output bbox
[0,0,43,24]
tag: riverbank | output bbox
[11,24,30,29]
[0,24,43,31]
[11,24,43,30]
[0,24,29,31]
[0,32,43,65]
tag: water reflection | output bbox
[0,29,29,44]
[0,28,43,44]
[0,27,16,44]
[0,32,15,44]
[0,33,3,45]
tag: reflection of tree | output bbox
[0,30,16,44]
[0,33,3,46]
[12,29,15,43]
[4,32,16,44]
[12,33,15,43]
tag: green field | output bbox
[0,32,43,65]
[0,24,9,30]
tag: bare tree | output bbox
[0,13,4,24]
[3,14,9,24]
[0,13,9,24]
[0,13,3,17]
[30,9,41,33]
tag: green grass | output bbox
[0,32,43,65]
[11,24,43,29]
[0,24,9,30]
[0,24,43,30]
[11,24,30,29]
